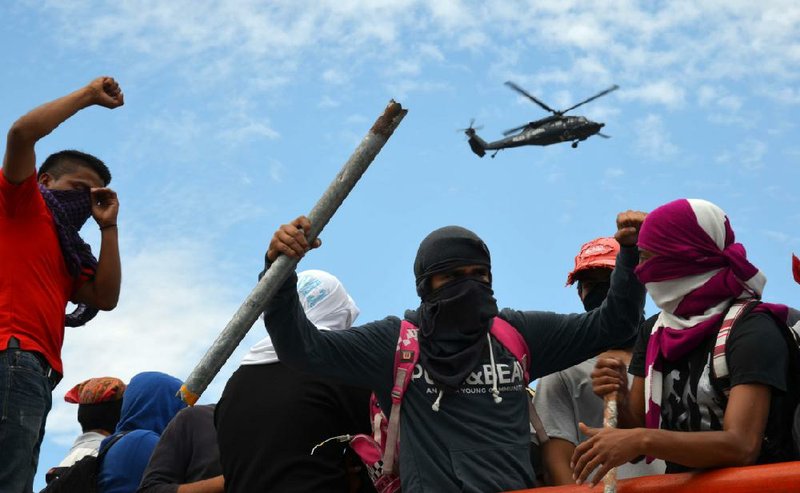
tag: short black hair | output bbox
[39,149,111,186]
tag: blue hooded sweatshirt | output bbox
[98,372,186,493]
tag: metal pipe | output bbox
[179,100,407,405]
[603,393,619,493]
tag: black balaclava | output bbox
[579,279,639,349]
[581,281,610,312]
[413,226,498,391]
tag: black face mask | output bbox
[420,277,498,338]
[418,277,498,390]
[581,281,610,312]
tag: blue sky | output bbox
[2,1,799,489]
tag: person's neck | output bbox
[85,429,112,436]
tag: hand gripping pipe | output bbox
[179,100,407,405]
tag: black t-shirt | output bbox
[629,311,792,473]
[139,405,222,493]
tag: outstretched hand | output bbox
[86,76,124,109]
[571,423,643,487]
[615,210,647,247]
[267,216,322,262]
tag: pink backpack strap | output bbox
[712,299,759,397]
[383,320,419,476]
[490,317,549,443]
[490,316,530,383]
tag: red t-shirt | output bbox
[0,172,87,374]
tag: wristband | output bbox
[99,223,117,231]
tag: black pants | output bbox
[215,363,373,493]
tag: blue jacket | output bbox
[98,372,186,493]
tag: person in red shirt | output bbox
[0,77,124,492]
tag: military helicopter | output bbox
[464,82,619,158]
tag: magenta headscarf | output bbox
[635,199,788,430]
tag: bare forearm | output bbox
[618,377,645,429]
[93,226,121,309]
[542,438,577,486]
[4,87,94,184]
[74,226,121,310]
[637,427,760,468]
[617,398,644,429]
[12,87,93,144]
[176,476,224,493]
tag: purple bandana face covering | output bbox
[48,188,93,230]
[38,184,99,327]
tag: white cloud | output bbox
[385,79,450,99]
[217,120,279,143]
[34,1,800,107]
[716,138,768,171]
[318,95,340,109]
[698,85,742,112]
[269,159,285,183]
[322,68,349,85]
[418,43,445,62]
[634,114,679,160]
[215,98,280,144]
[47,240,244,445]
[622,81,685,108]
[767,86,800,105]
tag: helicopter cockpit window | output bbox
[553,120,564,127]
[577,116,588,123]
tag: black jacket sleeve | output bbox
[501,246,646,379]
[262,263,397,394]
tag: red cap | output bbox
[566,237,620,286]
[793,254,800,284]
[64,377,126,405]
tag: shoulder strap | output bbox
[490,316,530,383]
[383,320,420,476]
[489,317,549,444]
[97,431,128,461]
[711,300,760,397]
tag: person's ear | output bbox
[38,173,52,187]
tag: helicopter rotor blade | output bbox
[502,123,530,136]
[504,81,558,114]
[457,118,483,133]
[561,85,619,114]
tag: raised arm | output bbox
[505,211,647,378]
[71,187,121,310]
[3,77,123,184]
[263,216,396,392]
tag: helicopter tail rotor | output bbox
[457,118,483,134]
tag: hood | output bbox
[114,372,185,435]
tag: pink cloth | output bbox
[635,199,787,430]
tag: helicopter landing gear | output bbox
[571,141,579,148]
